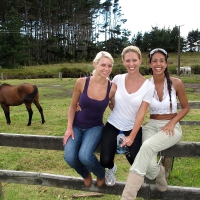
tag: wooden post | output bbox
[59,72,62,80]
[162,157,174,178]
[0,181,4,199]
[1,73,3,80]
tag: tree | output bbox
[131,32,143,49]
[187,29,200,52]
[0,7,31,68]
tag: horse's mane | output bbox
[0,83,11,90]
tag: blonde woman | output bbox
[63,51,116,188]
[100,46,155,186]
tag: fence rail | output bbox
[0,133,200,199]
[178,101,200,125]
[0,133,200,157]
[0,169,200,200]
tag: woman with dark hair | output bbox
[121,48,190,200]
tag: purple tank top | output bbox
[73,76,111,129]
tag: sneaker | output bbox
[105,164,117,186]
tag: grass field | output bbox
[0,75,200,200]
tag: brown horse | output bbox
[0,83,45,126]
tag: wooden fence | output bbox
[0,101,200,199]
[178,101,200,125]
[0,135,200,200]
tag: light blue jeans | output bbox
[130,119,182,179]
[64,126,105,179]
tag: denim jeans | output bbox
[64,125,105,179]
[130,119,182,179]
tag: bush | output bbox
[191,65,200,74]
[60,67,91,78]
[140,66,149,75]
[110,64,126,78]
[168,66,177,75]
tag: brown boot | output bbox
[83,173,92,187]
[156,165,168,192]
[121,172,144,200]
[97,177,105,188]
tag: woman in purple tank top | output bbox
[63,51,116,188]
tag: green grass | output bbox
[0,76,200,200]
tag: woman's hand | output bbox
[109,102,114,110]
[122,135,134,147]
[63,128,74,145]
[161,121,175,136]
[77,102,81,111]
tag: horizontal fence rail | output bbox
[177,101,200,109]
[178,101,200,125]
[0,169,200,200]
[0,133,200,157]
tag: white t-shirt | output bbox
[107,74,155,131]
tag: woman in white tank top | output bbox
[121,48,190,200]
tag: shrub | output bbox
[140,66,149,75]
[191,65,200,74]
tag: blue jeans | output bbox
[64,126,105,179]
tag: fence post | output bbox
[0,181,4,199]
[59,72,62,80]
[1,73,3,80]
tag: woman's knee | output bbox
[64,156,76,167]
[100,155,113,168]
[141,140,152,151]
[64,153,77,167]
[64,145,79,166]
[79,150,93,165]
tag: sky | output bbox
[118,0,200,38]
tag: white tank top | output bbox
[149,77,177,114]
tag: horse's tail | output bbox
[23,85,38,103]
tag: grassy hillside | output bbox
[0,52,200,80]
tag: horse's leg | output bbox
[1,104,11,125]
[33,100,45,124]
[25,103,33,126]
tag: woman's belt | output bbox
[150,113,177,120]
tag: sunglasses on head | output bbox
[149,48,168,57]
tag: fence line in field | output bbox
[0,133,200,199]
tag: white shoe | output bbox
[105,164,117,186]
